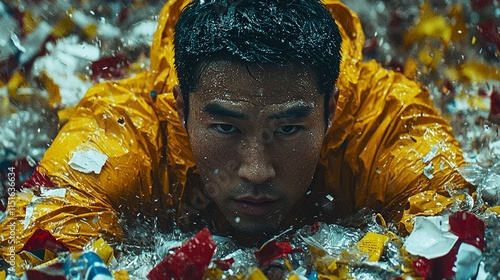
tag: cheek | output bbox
[188,128,238,184]
[274,132,323,183]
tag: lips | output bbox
[233,196,279,217]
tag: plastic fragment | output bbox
[22,165,54,189]
[213,257,234,271]
[90,54,130,81]
[245,267,268,280]
[254,240,301,267]
[448,211,485,251]
[454,243,482,280]
[68,149,108,174]
[147,228,216,280]
[404,215,459,259]
[410,212,486,279]
[40,187,66,198]
[356,232,389,261]
[489,87,500,122]
[18,21,52,65]
[23,262,66,280]
[63,251,113,280]
[22,229,69,253]
[423,162,434,179]
[89,238,115,266]
[422,145,439,163]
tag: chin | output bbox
[229,222,282,246]
[228,216,282,236]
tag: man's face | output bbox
[175,60,334,236]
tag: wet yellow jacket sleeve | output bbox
[323,0,472,231]
[0,0,190,264]
[0,72,164,260]
[335,60,468,223]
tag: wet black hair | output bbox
[173,0,342,121]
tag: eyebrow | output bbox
[203,103,248,120]
[267,105,313,120]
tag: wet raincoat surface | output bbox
[1,0,470,262]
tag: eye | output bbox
[275,125,299,135]
[213,124,238,134]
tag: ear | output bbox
[173,85,187,129]
[327,87,339,129]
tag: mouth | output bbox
[232,196,279,217]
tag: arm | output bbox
[341,60,472,229]
[1,72,162,258]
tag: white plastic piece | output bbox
[68,149,108,174]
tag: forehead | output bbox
[191,60,321,106]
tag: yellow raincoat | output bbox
[1,0,471,264]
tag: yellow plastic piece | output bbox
[317,274,342,280]
[400,191,457,234]
[112,270,130,280]
[22,10,40,34]
[83,23,98,38]
[7,72,28,98]
[326,260,349,278]
[91,237,114,265]
[52,14,76,38]
[14,249,57,274]
[357,232,389,262]
[403,1,452,47]
[0,95,10,117]
[284,258,293,271]
[38,71,62,108]
[486,206,500,214]
[245,267,268,280]
[203,268,224,280]
[404,57,418,79]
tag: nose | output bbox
[237,139,276,184]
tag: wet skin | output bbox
[174,60,336,242]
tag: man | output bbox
[1,0,470,261]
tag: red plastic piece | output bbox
[147,228,216,280]
[413,212,485,279]
[23,262,66,280]
[22,229,70,253]
[363,38,378,56]
[412,257,432,280]
[254,240,301,267]
[213,257,235,271]
[310,222,321,235]
[490,87,500,118]
[117,7,130,25]
[413,247,459,280]
[478,88,488,97]
[443,79,456,95]
[448,211,485,251]
[476,19,500,50]
[471,0,492,10]
[90,54,130,81]
[22,165,54,189]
